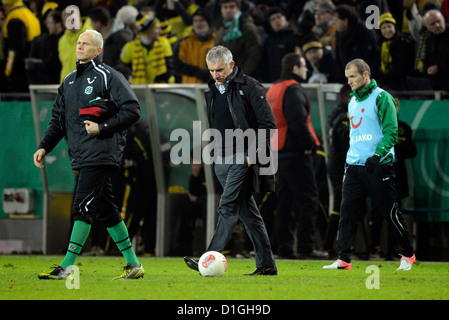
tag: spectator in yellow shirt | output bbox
[120,15,174,84]
[174,8,215,83]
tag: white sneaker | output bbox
[397,254,416,271]
[323,259,352,270]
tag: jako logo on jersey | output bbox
[350,134,373,143]
[84,86,93,94]
[350,108,365,129]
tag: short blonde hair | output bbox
[80,29,104,49]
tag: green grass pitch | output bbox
[1,255,449,300]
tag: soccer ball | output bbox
[198,251,227,277]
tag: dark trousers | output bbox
[322,159,345,251]
[72,166,122,228]
[338,163,413,262]
[275,156,318,255]
[206,158,276,268]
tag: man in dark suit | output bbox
[184,45,277,275]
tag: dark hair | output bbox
[88,6,111,26]
[47,10,62,24]
[335,4,359,26]
[281,52,301,72]
[220,0,241,8]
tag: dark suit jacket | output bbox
[204,66,277,193]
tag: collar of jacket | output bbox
[351,78,378,102]
[269,24,295,36]
[279,71,304,83]
[194,29,215,42]
[76,55,103,75]
[207,65,244,90]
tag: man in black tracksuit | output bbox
[34,30,143,280]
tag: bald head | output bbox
[423,9,446,35]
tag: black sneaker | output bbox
[38,266,73,280]
[184,256,199,271]
[244,266,278,276]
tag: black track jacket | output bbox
[38,55,141,170]
[204,66,277,193]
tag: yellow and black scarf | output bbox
[380,40,393,75]
[131,35,147,85]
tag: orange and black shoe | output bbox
[397,254,416,271]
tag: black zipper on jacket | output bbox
[226,88,241,129]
